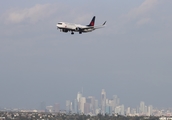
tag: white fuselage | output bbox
[56,22,94,33]
[56,16,106,34]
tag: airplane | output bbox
[56,16,106,35]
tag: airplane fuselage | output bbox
[56,16,106,35]
[57,22,94,33]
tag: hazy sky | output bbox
[0,0,172,109]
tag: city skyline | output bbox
[65,89,154,116]
[1,89,172,116]
[0,87,170,110]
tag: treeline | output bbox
[0,112,159,120]
[54,114,159,120]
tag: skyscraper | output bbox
[148,105,153,116]
[101,89,106,114]
[79,97,86,114]
[111,95,120,112]
[127,107,131,115]
[77,92,82,113]
[87,96,96,114]
[121,105,125,115]
[145,106,148,114]
[70,102,73,113]
[95,99,99,110]
[140,101,145,114]
[77,92,82,102]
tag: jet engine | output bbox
[76,27,81,31]
[62,29,68,32]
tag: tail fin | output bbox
[88,16,95,26]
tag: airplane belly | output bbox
[83,29,93,32]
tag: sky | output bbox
[0,0,172,109]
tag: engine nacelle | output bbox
[76,27,81,31]
[62,29,68,32]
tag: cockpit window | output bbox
[58,23,62,25]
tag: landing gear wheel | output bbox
[79,32,82,34]
[71,32,74,35]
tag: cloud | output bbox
[1,3,94,25]
[136,18,152,26]
[2,4,57,24]
[118,0,159,27]
[126,0,158,20]
[113,0,160,34]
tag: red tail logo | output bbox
[88,16,95,26]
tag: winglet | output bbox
[103,21,106,26]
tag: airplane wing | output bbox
[80,21,107,30]
[76,21,106,33]
[94,21,107,29]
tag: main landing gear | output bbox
[71,31,82,35]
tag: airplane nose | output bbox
[56,24,59,29]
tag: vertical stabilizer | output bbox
[88,16,95,26]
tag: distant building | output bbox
[101,89,106,114]
[77,92,82,102]
[115,106,121,114]
[66,100,71,113]
[111,95,120,112]
[39,101,46,111]
[95,99,99,110]
[53,103,60,113]
[46,106,53,113]
[127,107,131,116]
[159,116,172,120]
[148,105,153,116]
[0,117,5,120]
[87,96,96,114]
[80,97,86,113]
[73,99,78,113]
[121,105,125,115]
[105,105,110,114]
[140,101,145,114]
[114,105,124,115]
[77,92,82,112]
[84,103,91,114]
